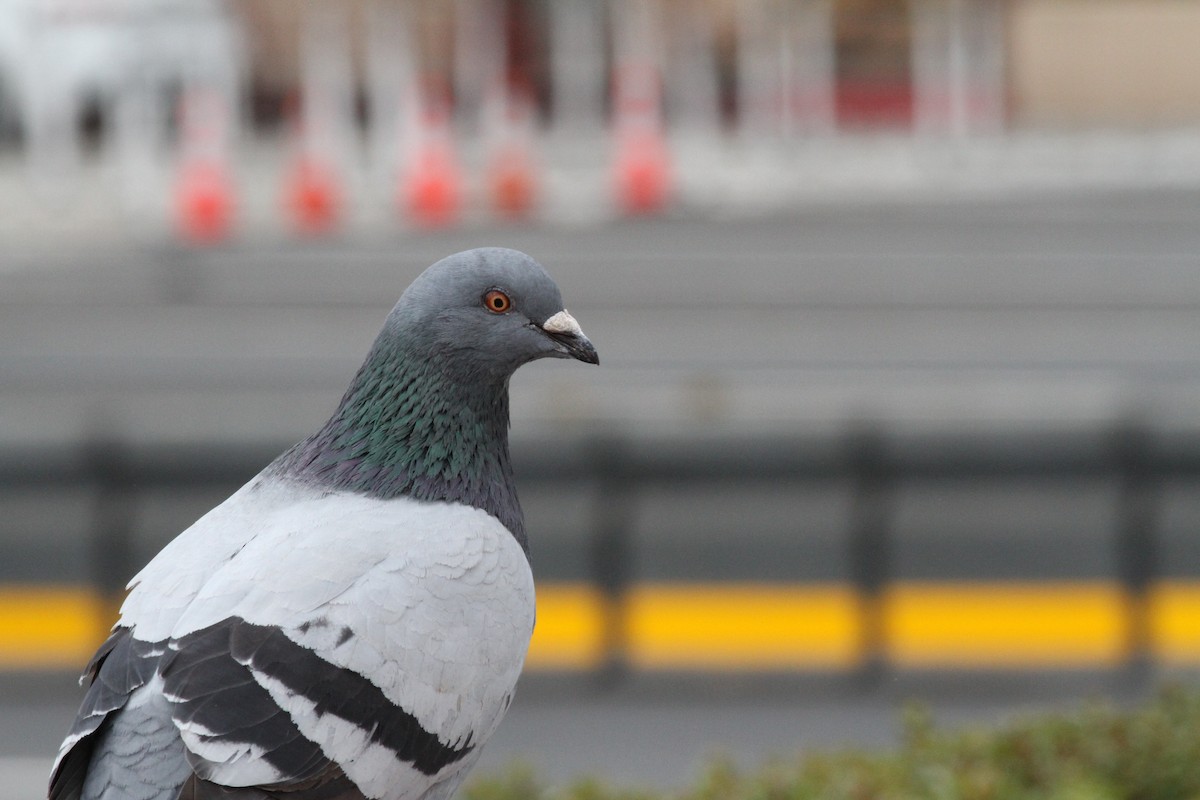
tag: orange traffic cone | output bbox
[488,144,537,219]
[614,130,670,215]
[285,154,342,236]
[399,90,462,228]
[175,88,235,244]
[177,159,234,244]
[612,64,671,215]
[402,138,461,228]
[485,86,538,220]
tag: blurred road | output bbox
[3,185,1200,493]
[4,186,1200,442]
[3,186,1200,796]
[4,186,1200,586]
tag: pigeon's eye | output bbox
[483,290,512,314]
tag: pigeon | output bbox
[49,248,598,800]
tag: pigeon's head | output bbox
[387,248,598,381]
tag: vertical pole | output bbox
[455,0,505,138]
[736,0,779,140]
[1113,420,1159,687]
[846,423,891,687]
[85,438,137,621]
[591,435,635,687]
[912,0,1005,140]
[791,0,837,139]
[548,0,607,136]
[668,0,722,139]
[975,0,1008,135]
[910,0,941,138]
[946,0,968,140]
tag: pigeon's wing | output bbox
[149,493,534,800]
[157,615,473,799]
[48,622,366,800]
[50,481,279,800]
[48,629,163,800]
[177,766,364,800]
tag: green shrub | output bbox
[464,685,1200,800]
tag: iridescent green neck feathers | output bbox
[273,336,526,551]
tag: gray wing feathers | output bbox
[177,769,366,800]
[78,688,191,800]
[50,626,363,800]
[50,629,161,800]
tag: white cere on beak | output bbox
[542,310,584,337]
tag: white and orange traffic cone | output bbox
[284,151,343,237]
[484,84,539,220]
[611,62,671,215]
[399,84,463,228]
[174,86,235,244]
[285,3,354,237]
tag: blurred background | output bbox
[3,0,1200,795]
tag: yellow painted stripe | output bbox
[1149,581,1200,664]
[625,583,863,669]
[527,584,609,669]
[0,586,110,669]
[883,582,1131,667]
[4,581,1200,671]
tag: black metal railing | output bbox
[3,422,1199,679]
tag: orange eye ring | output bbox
[484,289,512,314]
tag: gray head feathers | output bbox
[271,247,597,549]
[387,247,597,376]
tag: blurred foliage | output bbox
[464,685,1200,800]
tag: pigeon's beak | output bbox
[542,310,599,365]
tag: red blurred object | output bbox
[398,82,462,229]
[484,84,539,220]
[613,131,670,216]
[488,144,537,219]
[176,160,234,244]
[401,139,462,228]
[285,155,342,236]
[174,87,236,244]
[835,81,914,128]
[611,64,671,216]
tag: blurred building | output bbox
[239,0,1200,130]
[0,0,241,141]
[226,0,1200,131]
[1011,0,1200,126]
[3,0,1200,143]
